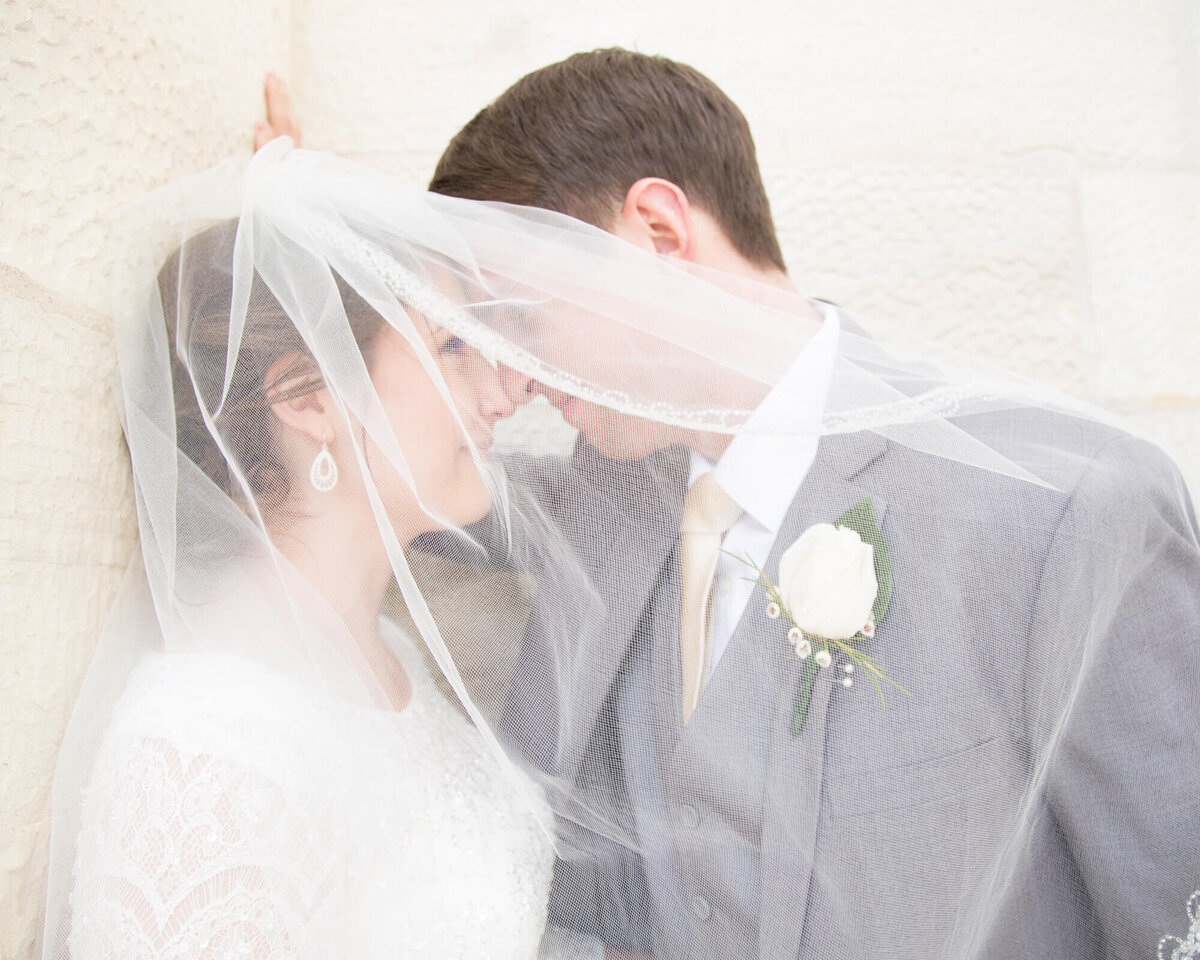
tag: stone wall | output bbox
[1,2,289,955]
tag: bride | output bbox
[41,141,606,959]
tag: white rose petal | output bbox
[778,524,878,640]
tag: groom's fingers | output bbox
[254,73,303,151]
[265,74,301,143]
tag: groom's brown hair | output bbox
[429,48,787,272]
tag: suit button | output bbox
[691,895,711,922]
[680,804,700,829]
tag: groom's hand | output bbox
[253,73,302,151]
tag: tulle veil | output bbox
[42,140,1200,959]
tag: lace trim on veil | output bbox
[1161,890,1200,960]
[309,216,995,437]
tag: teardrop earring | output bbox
[309,440,338,492]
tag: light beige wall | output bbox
[3,1,1198,955]
[1,2,290,955]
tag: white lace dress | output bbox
[68,622,584,959]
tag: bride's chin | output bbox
[423,471,494,531]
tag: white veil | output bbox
[43,141,1200,960]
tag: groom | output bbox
[422,49,1200,960]
[259,51,1200,958]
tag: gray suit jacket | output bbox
[502,408,1200,959]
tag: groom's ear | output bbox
[612,178,697,260]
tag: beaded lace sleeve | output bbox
[69,653,346,959]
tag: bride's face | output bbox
[367,320,512,533]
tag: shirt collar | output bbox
[688,301,841,533]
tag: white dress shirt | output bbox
[688,302,841,680]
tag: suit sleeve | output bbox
[1013,435,1200,959]
[543,677,656,953]
[491,450,658,951]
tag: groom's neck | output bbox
[693,228,796,293]
[606,202,818,323]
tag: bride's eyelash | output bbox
[438,335,466,356]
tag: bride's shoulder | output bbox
[101,649,333,762]
[121,648,299,707]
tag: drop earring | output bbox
[309,440,338,492]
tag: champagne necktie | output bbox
[679,471,743,724]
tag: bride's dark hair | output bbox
[157,220,385,513]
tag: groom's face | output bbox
[499,364,679,461]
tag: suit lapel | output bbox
[754,430,891,960]
[558,439,689,779]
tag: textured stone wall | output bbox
[3,0,1197,955]
[1,1,289,955]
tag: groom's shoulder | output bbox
[878,405,1195,540]
[959,405,1185,500]
[491,440,690,567]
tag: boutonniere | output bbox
[729,497,907,734]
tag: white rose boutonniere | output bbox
[778,523,878,641]
[728,497,908,735]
